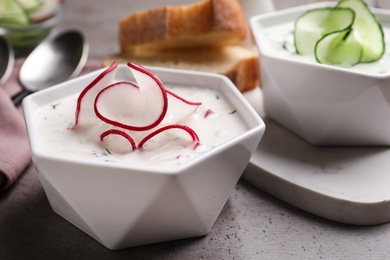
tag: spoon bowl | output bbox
[13,30,88,105]
[0,36,15,84]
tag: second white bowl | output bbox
[251,2,390,145]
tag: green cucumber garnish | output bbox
[16,0,43,14]
[294,7,355,56]
[0,0,58,28]
[315,27,363,66]
[337,0,384,63]
[0,0,29,28]
[294,0,385,67]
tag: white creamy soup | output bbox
[260,22,390,74]
[34,85,249,169]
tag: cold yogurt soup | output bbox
[260,22,390,74]
[34,62,249,169]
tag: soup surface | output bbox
[34,85,249,169]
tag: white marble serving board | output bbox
[242,89,390,225]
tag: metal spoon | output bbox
[0,36,14,84]
[12,30,89,105]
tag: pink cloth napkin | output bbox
[0,58,101,191]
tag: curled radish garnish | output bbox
[126,62,168,130]
[94,82,148,130]
[74,61,202,154]
[75,62,118,126]
[166,89,202,123]
[204,109,215,118]
[139,125,200,149]
[100,129,137,153]
[166,89,202,106]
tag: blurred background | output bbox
[55,0,385,59]
[1,0,387,58]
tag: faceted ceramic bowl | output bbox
[250,2,390,145]
[23,64,265,250]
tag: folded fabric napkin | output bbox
[0,59,101,191]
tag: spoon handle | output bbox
[12,89,33,106]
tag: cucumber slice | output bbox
[294,7,355,55]
[0,0,29,28]
[337,0,384,63]
[29,0,60,23]
[16,0,43,14]
[315,27,363,66]
[294,0,385,67]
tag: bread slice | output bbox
[102,46,260,92]
[119,0,247,53]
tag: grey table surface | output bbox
[1,1,390,259]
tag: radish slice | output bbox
[100,129,137,153]
[74,61,202,154]
[166,89,202,106]
[139,124,200,149]
[94,82,147,129]
[126,62,168,130]
[204,109,215,118]
[165,89,201,123]
[75,62,118,126]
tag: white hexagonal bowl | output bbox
[250,2,390,145]
[23,64,265,250]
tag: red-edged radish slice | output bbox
[94,82,147,129]
[75,62,117,126]
[165,89,201,123]
[126,62,168,130]
[166,89,201,106]
[75,61,203,154]
[204,109,215,118]
[100,129,137,153]
[139,124,200,149]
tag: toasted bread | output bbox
[102,46,259,92]
[119,0,247,53]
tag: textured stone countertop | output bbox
[1,1,390,259]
